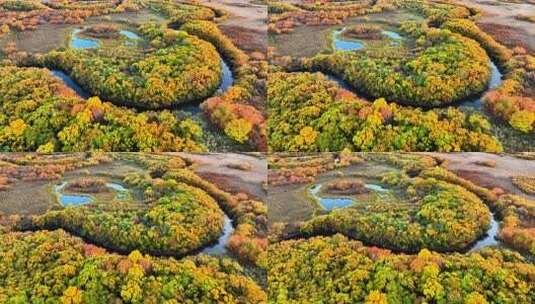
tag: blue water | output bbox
[51,70,90,99]
[54,181,131,206]
[54,182,93,206]
[120,30,141,46]
[469,212,500,252]
[309,182,390,211]
[364,183,388,192]
[71,29,100,49]
[201,215,234,255]
[332,28,404,51]
[460,61,502,110]
[332,28,365,51]
[106,182,130,200]
[382,30,403,40]
[309,184,355,211]
[181,59,234,115]
[216,59,234,94]
[120,30,141,40]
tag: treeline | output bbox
[420,166,535,255]
[0,153,111,190]
[268,152,363,186]
[0,66,205,152]
[268,0,384,34]
[407,3,534,134]
[266,235,534,303]
[268,72,502,152]
[161,168,268,265]
[0,228,266,303]
[0,0,143,32]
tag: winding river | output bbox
[53,179,235,255]
[468,212,500,252]
[201,215,234,256]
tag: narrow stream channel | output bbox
[53,180,235,255]
[201,214,234,256]
[468,212,500,252]
[51,70,91,99]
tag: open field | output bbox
[455,0,535,53]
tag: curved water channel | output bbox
[53,181,130,206]
[52,28,234,113]
[309,182,389,211]
[468,211,500,252]
[329,27,503,110]
[201,215,234,256]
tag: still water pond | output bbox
[54,181,131,206]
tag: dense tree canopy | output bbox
[299,175,491,252]
[33,182,226,256]
[268,72,502,152]
[303,28,492,107]
[40,24,222,109]
[0,228,266,303]
[0,66,205,152]
[266,235,535,304]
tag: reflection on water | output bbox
[54,182,93,206]
[332,28,365,51]
[120,30,141,40]
[309,182,390,211]
[54,181,131,206]
[332,28,404,51]
[201,215,234,255]
[382,30,403,40]
[106,182,130,200]
[364,183,388,192]
[71,29,100,49]
[51,70,90,99]
[120,30,141,46]
[469,212,500,252]
[309,184,355,211]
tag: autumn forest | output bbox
[1,0,535,303]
